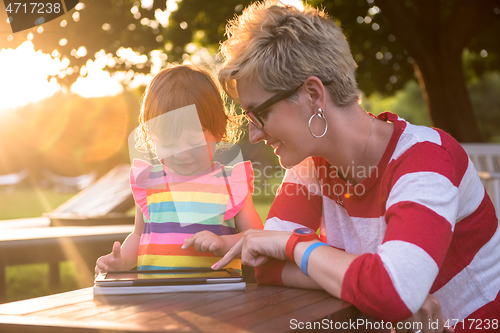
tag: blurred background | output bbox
[0,0,499,302]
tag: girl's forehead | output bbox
[152,127,206,140]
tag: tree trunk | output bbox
[375,0,485,142]
[412,52,483,142]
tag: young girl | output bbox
[95,65,262,274]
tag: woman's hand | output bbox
[95,241,125,276]
[182,231,228,257]
[395,294,454,333]
[212,229,291,269]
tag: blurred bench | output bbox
[0,222,133,302]
[43,164,135,226]
[0,164,136,302]
[461,143,500,218]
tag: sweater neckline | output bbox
[334,111,406,194]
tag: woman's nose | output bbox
[248,123,265,144]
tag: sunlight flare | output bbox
[0,41,63,112]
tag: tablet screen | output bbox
[95,268,243,286]
[104,269,237,281]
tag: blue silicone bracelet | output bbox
[300,242,329,277]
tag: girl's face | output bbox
[152,128,218,176]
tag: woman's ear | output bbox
[302,76,327,110]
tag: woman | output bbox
[214,1,500,333]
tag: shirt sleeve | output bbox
[341,140,466,322]
[130,158,153,220]
[255,157,323,285]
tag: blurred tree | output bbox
[311,0,500,142]
[469,71,500,142]
[1,0,499,141]
[0,90,140,176]
[0,0,252,86]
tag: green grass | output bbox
[0,188,81,303]
[0,186,76,220]
[255,201,272,225]
[5,261,80,303]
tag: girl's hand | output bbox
[212,229,291,269]
[182,231,228,257]
[395,294,454,333]
[95,241,125,276]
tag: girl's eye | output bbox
[155,139,174,147]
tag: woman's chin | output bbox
[277,153,301,170]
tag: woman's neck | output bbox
[316,104,394,185]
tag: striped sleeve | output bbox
[265,157,323,231]
[255,157,323,286]
[342,137,467,321]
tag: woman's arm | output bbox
[281,261,322,290]
[214,230,453,333]
[253,158,323,285]
[213,229,354,295]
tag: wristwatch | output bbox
[285,228,319,263]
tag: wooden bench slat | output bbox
[461,143,500,218]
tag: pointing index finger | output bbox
[181,235,196,249]
[212,238,243,270]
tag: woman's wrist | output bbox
[293,239,321,268]
[281,231,293,260]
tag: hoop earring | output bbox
[308,108,328,138]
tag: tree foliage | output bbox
[1,0,499,141]
[311,0,500,141]
[0,91,140,175]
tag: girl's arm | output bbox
[221,192,264,250]
[95,205,144,273]
[120,205,144,269]
[234,192,263,232]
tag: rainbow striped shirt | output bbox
[130,159,253,271]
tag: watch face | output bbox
[295,228,314,235]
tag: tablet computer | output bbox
[95,268,243,287]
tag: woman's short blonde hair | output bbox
[136,64,243,153]
[219,0,358,107]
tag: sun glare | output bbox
[70,57,124,98]
[0,41,128,112]
[0,41,63,112]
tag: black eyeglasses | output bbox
[243,79,333,129]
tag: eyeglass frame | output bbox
[242,79,334,129]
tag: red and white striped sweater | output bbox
[258,112,500,328]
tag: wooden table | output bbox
[0,285,389,332]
